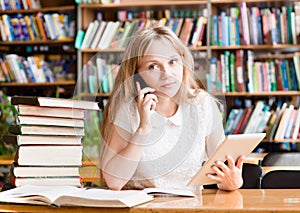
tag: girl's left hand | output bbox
[207,155,244,191]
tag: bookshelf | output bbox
[76,0,300,151]
[0,0,77,97]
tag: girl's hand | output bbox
[136,82,158,135]
[207,155,244,191]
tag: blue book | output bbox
[289,61,299,90]
[235,17,240,45]
[74,30,85,49]
[221,12,228,46]
[275,9,282,44]
[280,60,289,90]
[3,0,11,10]
[212,15,218,45]
[21,57,36,82]
[257,13,263,45]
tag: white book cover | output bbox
[97,21,114,49]
[274,104,294,140]
[80,22,95,49]
[86,20,100,48]
[90,20,106,49]
[292,108,300,139]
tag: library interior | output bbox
[0,0,300,212]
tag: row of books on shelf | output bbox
[115,9,204,22]
[224,98,300,141]
[78,0,119,4]
[0,12,74,42]
[211,3,300,46]
[0,0,41,11]
[207,50,300,93]
[0,54,55,83]
[2,96,100,187]
[76,14,207,50]
[80,57,119,94]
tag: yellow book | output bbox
[24,15,35,40]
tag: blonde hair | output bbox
[101,26,201,141]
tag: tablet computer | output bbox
[187,133,266,186]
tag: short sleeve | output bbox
[203,95,224,135]
[201,94,225,157]
[113,100,138,134]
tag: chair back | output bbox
[241,163,263,189]
[261,152,300,166]
[261,170,300,189]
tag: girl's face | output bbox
[137,39,184,98]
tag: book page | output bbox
[0,185,84,205]
[55,188,153,207]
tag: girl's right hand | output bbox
[136,82,158,134]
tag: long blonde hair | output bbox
[101,26,201,141]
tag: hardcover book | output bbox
[17,115,84,128]
[17,104,84,119]
[11,96,100,111]
[2,134,82,146]
[10,162,80,178]
[14,145,83,166]
[9,124,85,136]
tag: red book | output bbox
[235,107,253,134]
[197,17,207,47]
[235,50,245,92]
[274,60,283,91]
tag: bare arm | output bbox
[101,125,146,190]
[101,83,158,190]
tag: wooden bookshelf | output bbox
[77,0,300,147]
[0,5,75,14]
[0,0,76,97]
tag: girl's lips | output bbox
[161,81,176,88]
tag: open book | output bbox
[188,133,266,186]
[0,185,153,207]
[0,185,195,207]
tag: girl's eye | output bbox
[170,59,177,65]
[149,64,159,70]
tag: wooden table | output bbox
[0,189,299,213]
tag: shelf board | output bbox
[80,46,208,53]
[210,44,300,51]
[262,139,300,143]
[80,48,125,53]
[80,1,207,9]
[79,93,111,98]
[211,0,296,3]
[0,5,75,14]
[212,91,300,97]
[0,80,76,87]
[0,38,74,45]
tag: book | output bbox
[187,133,266,186]
[11,96,100,110]
[10,176,82,188]
[10,162,80,177]
[2,134,82,146]
[17,115,84,128]
[274,104,294,140]
[9,124,85,136]
[0,185,154,207]
[17,105,84,119]
[14,145,83,166]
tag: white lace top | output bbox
[113,91,225,189]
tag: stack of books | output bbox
[2,96,99,187]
